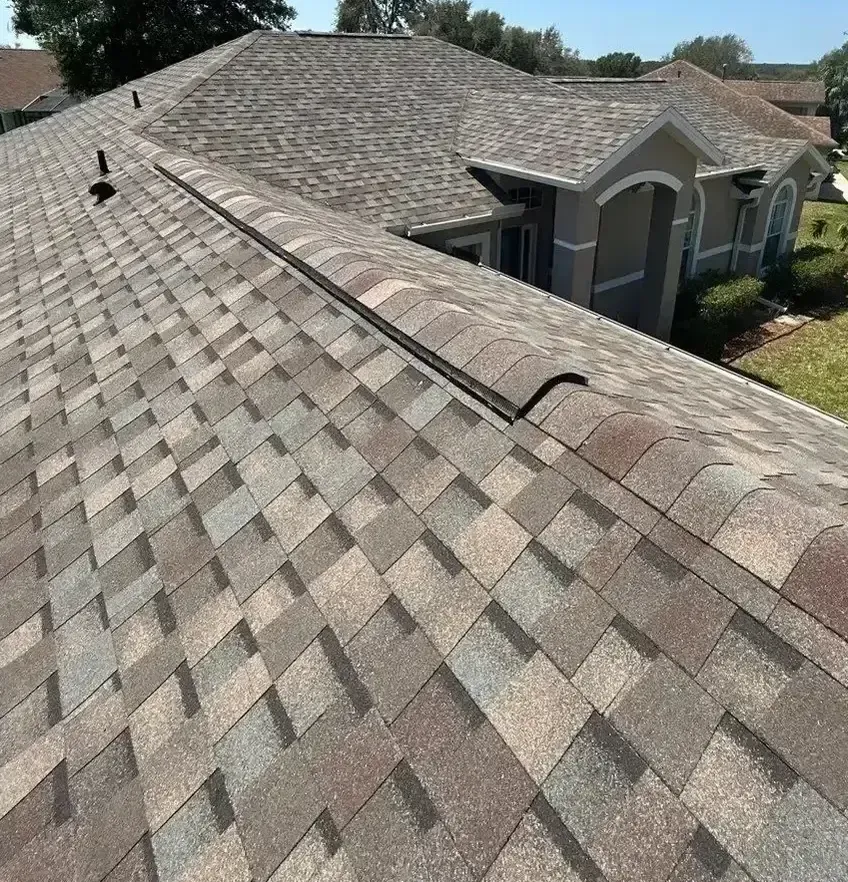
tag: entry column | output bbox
[550,188,600,308]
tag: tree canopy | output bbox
[591,51,642,78]
[12,0,296,96]
[818,40,848,142]
[335,0,425,33]
[339,0,583,75]
[668,34,753,78]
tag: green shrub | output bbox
[672,272,762,360]
[763,244,848,310]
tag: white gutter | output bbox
[696,164,765,180]
[459,156,583,191]
[405,203,525,236]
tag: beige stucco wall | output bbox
[735,155,810,275]
[593,188,653,285]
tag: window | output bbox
[679,188,701,281]
[500,224,537,284]
[507,186,543,209]
[445,232,491,265]
[761,182,794,272]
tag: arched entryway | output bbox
[590,171,688,331]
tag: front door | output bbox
[500,224,536,284]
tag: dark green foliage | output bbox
[763,244,848,310]
[409,1,583,74]
[818,41,848,143]
[336,0,425,33]
[591,51,642,78]
[672,272,762,360]
[12,0,296,96]
[668,34,754,78]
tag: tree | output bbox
[335,0,425,33]
[535,25,584,76]
[592,51,642,78]
[469,9,503,57]
[415,0,473,49]
[819,41,848,143]
[12,0,296,95]
[668,34,753,78]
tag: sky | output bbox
[1,0,844,62]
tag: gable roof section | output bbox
[644,59,836,148]
[552,77,817,181]
[456,90,722,189]
[728,78,826,106]
[3,35,848,882]
[0,47,62,110]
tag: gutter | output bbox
[404,203,525,237]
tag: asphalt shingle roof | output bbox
[456,90,683,182]
[2,32,848,882]
[728,78,826,106]
[0,48,62,111]
[644,60,835,149]
[550,78,810,181]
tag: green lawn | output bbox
[797,198,848,247]
[736,310,848,419]
[737,202,848,419]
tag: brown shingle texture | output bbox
[1,32,848,882]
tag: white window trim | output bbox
[757,178,798,276]
[445,231,492,265]
[499,223,538,285]
[687,181,706,278]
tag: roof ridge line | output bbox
[153,159,588,423]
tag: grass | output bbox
[737,202,848,419]
[797,198,848,248]
[838,160,848,179]
[736,310,848,420]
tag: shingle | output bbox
[610,655,723,793]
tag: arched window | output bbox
[680,185,702,280]
[761,182,796,271]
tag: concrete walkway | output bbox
[819,172,848,204]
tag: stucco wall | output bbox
[693,176,740,275]
[593,188,653,285]
[412,179,555,289]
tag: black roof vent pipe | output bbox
[132,90,141,109]
[97,150,110,175]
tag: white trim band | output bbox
[596,170,684,206]
[697,243,734,259]
[672,216,690,226]
[592,270,645,294]
[554,238,597,252]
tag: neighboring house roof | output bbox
[550,78,816,182]
[2,32,848,882]
[728,78,826,106]
[644,60,836,149]
[806,115,834,138]
[0,47,62,110]
[20,86,79,113]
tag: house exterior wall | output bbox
[691,176,740,276]
[735,155,809,275]
[593,188,653,285]
[411,179,555,288]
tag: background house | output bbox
[0,48,77,134]
[728,78,826,117]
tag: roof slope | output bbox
[0,48,62,110]
[457,90,721,183]
[145,31,561,228]
[2,34,848,882]
[728,78,826,106]
[552,78,808,180]
[644,60,835,149]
